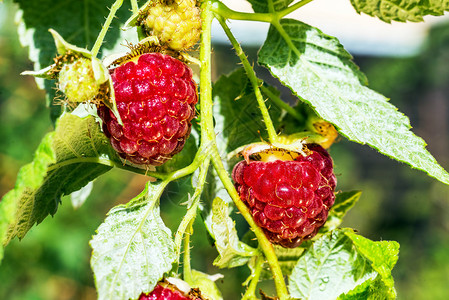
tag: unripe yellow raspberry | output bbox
[142,0,201,51]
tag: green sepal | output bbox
[189,270,224,300]
[49,28,92,57]
[20,64,54,79]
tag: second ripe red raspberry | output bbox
[232,144,337,248]
[99,52,198,166]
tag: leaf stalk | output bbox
[216,15,278,144]
[174,158,211,262]
[91,0,124,58]
[211,0,315,22]
[242,254,264,300]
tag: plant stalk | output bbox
[242,254,264,300]
[279,0,315,18]
[91,0,124,58]
[211,0,315,22]
[200,2,289,298]
[216,16,278,144]
[130,0,139,13]
[260,85,304,122]
[182,219,195,283]
[174,158,211,259]
[210,150,289,300]
[210,0,272,22]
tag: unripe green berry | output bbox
[58,57,101,103]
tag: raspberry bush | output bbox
[1,0,449,299]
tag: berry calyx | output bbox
[138,0,202,51]
[232,143,337,248]
[99,52,198,166]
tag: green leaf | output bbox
[190,270,224,300]
[345,230,399,298]
[209,197,258,268]
[0,113,116,245]
[258,19,449,185]
[14,0,132,70]
[90,182,176,300]
[257,192,361,279]
[288,228,399,300]
[157,129,198,173]
[0,192,15,263]
[350,0,449,23]
[247,0,294,13]
[213,68,282,154]
[337,276,391,300]
[70,181,94,209]
[13,0,135,120]
[322,191,362,232]
[264,245,306,279]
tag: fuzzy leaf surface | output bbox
[247,0,294,13]
[0,114,116,246]
[90,182,176,300]
[350,0,449,23]
[259,19,449,185]
[13,0,136,121]
[345,230,399,297]
[257,191,362,279]
[288,229,399,299]
[210,197,258,268]
[13,0,133,70]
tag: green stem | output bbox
[46,156,167,177]
[200,2,288,298]
[260,85,304,122]
[242,254,264,300]
[174,158,211,260]
[211,0,315,22]
[216,16,278,144]
[199,2,216,146]
[91,0,124,58]
[210,148,289,300]
[268,0,275,13]
[210,0,272,22]
[165,152,205,182]
[130,0,138,13]
[272,19,301,58]
[182,219,195,283]
[279,0,315,18]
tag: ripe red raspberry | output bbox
[232,144,336,248]
[139,284,189,300]
[98,52,197,166]
[139,282,202,300]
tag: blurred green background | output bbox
[1,1,449,299]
